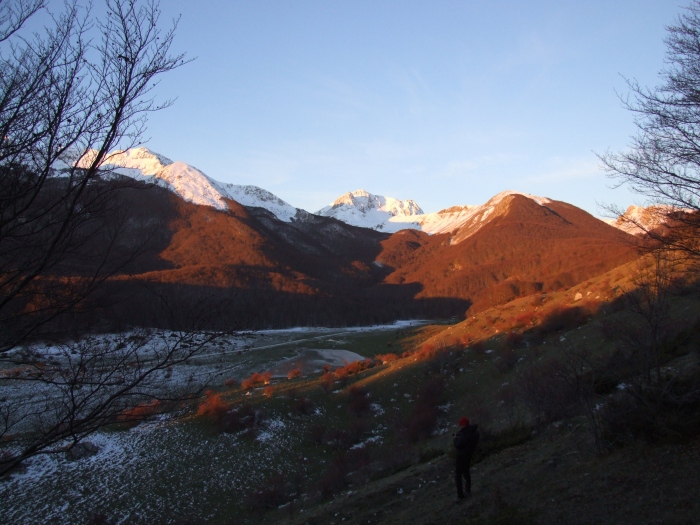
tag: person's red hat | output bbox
[458,417,469,427]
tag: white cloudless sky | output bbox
[137,0,684,216]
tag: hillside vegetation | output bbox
[6,252,694,524]
[17,185,637,336]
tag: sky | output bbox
[125,1,684,216]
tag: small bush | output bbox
[196,391,229,419]
[223,378,237,388]
[346,385,372,416]
[218,403,260,434]
[416,342,436,359]
[320,372,335,393]
[324,428,351,450]
[319,454,349,499]
[405,403,440,442]
[241,371,272,390]
[471,341,487,355]
[287,368,302,380]
[419,375,445,403]
[292,396,314,415]
[472,425,533,465]
[537,306,587,334]
[85,514,114,525]
[513,311,536,329]
[245,474,286,512]
[263,385,275,397]
[307,423,327,445]
[348,418,371,443]
[118,399,162,429]
[601,378,700,447]
[375,353,399,365]
[334,365,350,380]
[495,349,519,373]
[515,360,577,431]
[335,359,374,378]
[505,331,524,349]
[401,376,447,442]
[418,446,445,463]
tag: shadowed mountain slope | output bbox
[21,182,640,332]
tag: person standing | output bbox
[453,416,479,500]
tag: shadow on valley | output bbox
[88,280,472,332]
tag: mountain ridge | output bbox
[82,146,664,239]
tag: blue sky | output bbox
[141,0,683,216]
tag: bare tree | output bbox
[620,250,677,385]
[0,327,218,475]
[600,1,700,260]
[0,0,189,350]
[0,0,230,476]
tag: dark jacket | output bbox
[453,424,479,463]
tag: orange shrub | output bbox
[196,390,230,420]
[320,372,335,393]
[415,343,442,360]
[118,399,162,428]
[334,359,374,378]
[241,371,272,390]
[263,385,275,397]
[334,366,350,380]
[513,311,536,328]
[223,378,237,388]
[287,368,302,380]
[375,353,399,365]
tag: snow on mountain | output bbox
[316,189,424,231]
[605,204,687,236]
[318,189,557,240]
[389,190,554,239]
[386,205,476,234]
[214,183,298,222]
[86,147,299,222]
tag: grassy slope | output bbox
[252,258,700,525]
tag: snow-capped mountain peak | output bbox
[105,147,173,175]
[329,189,556,239]
[605,204,689,236]
[77,147,299,221]
[316,189,424,230]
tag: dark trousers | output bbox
[455,460,471,498]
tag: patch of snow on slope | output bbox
[488,189,551,207]
[156,161,228,210]
[387,205,477,234]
